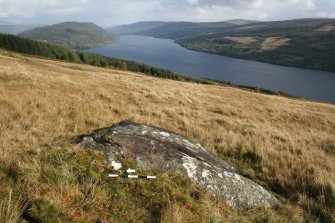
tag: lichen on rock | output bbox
[77,120,280,209]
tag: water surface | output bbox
[87,35,335,103]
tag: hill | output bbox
[114,18,335,72]
[139,21,238,39]
[110,21,238,38]
[18,22,118,49]
[177,19,335,72]
[108,20,256,36]
[0,47,335,222]
[224,18,335,35]
[224,19,258,25]
[108,21,169,35]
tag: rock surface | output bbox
[77,120,280,209]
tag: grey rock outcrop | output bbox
[77,120,280,209]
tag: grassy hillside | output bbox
[125,18,335,72]
[0,49,335,222]
[18,22,117,49]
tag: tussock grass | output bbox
[0,190,27,223]
[0,49,334,222]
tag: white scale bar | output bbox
[108,174,119,178]
[128,175,138,178]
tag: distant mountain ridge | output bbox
[19,22,117,50]
[108,20,257,37]
[108,21,169,35]
[224,19,259,25]
[135,21,239,39]
[0,20,12,25]
[0,20,43,35]
[116,18,335,38]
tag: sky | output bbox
[0,0,334,27]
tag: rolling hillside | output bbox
[18,22,117,49]
[0,48,334,222]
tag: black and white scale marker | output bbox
[109,162,157,179]
[108,174,157,179]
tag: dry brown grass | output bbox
[0,49,334,222]
[261,37,291,50]
[0,190,27,223]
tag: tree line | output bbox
[0,33,210,84]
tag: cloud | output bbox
[0,0,334,26]
[153,0,322,22]
[0,0,91,17]
[317,11,335,18]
